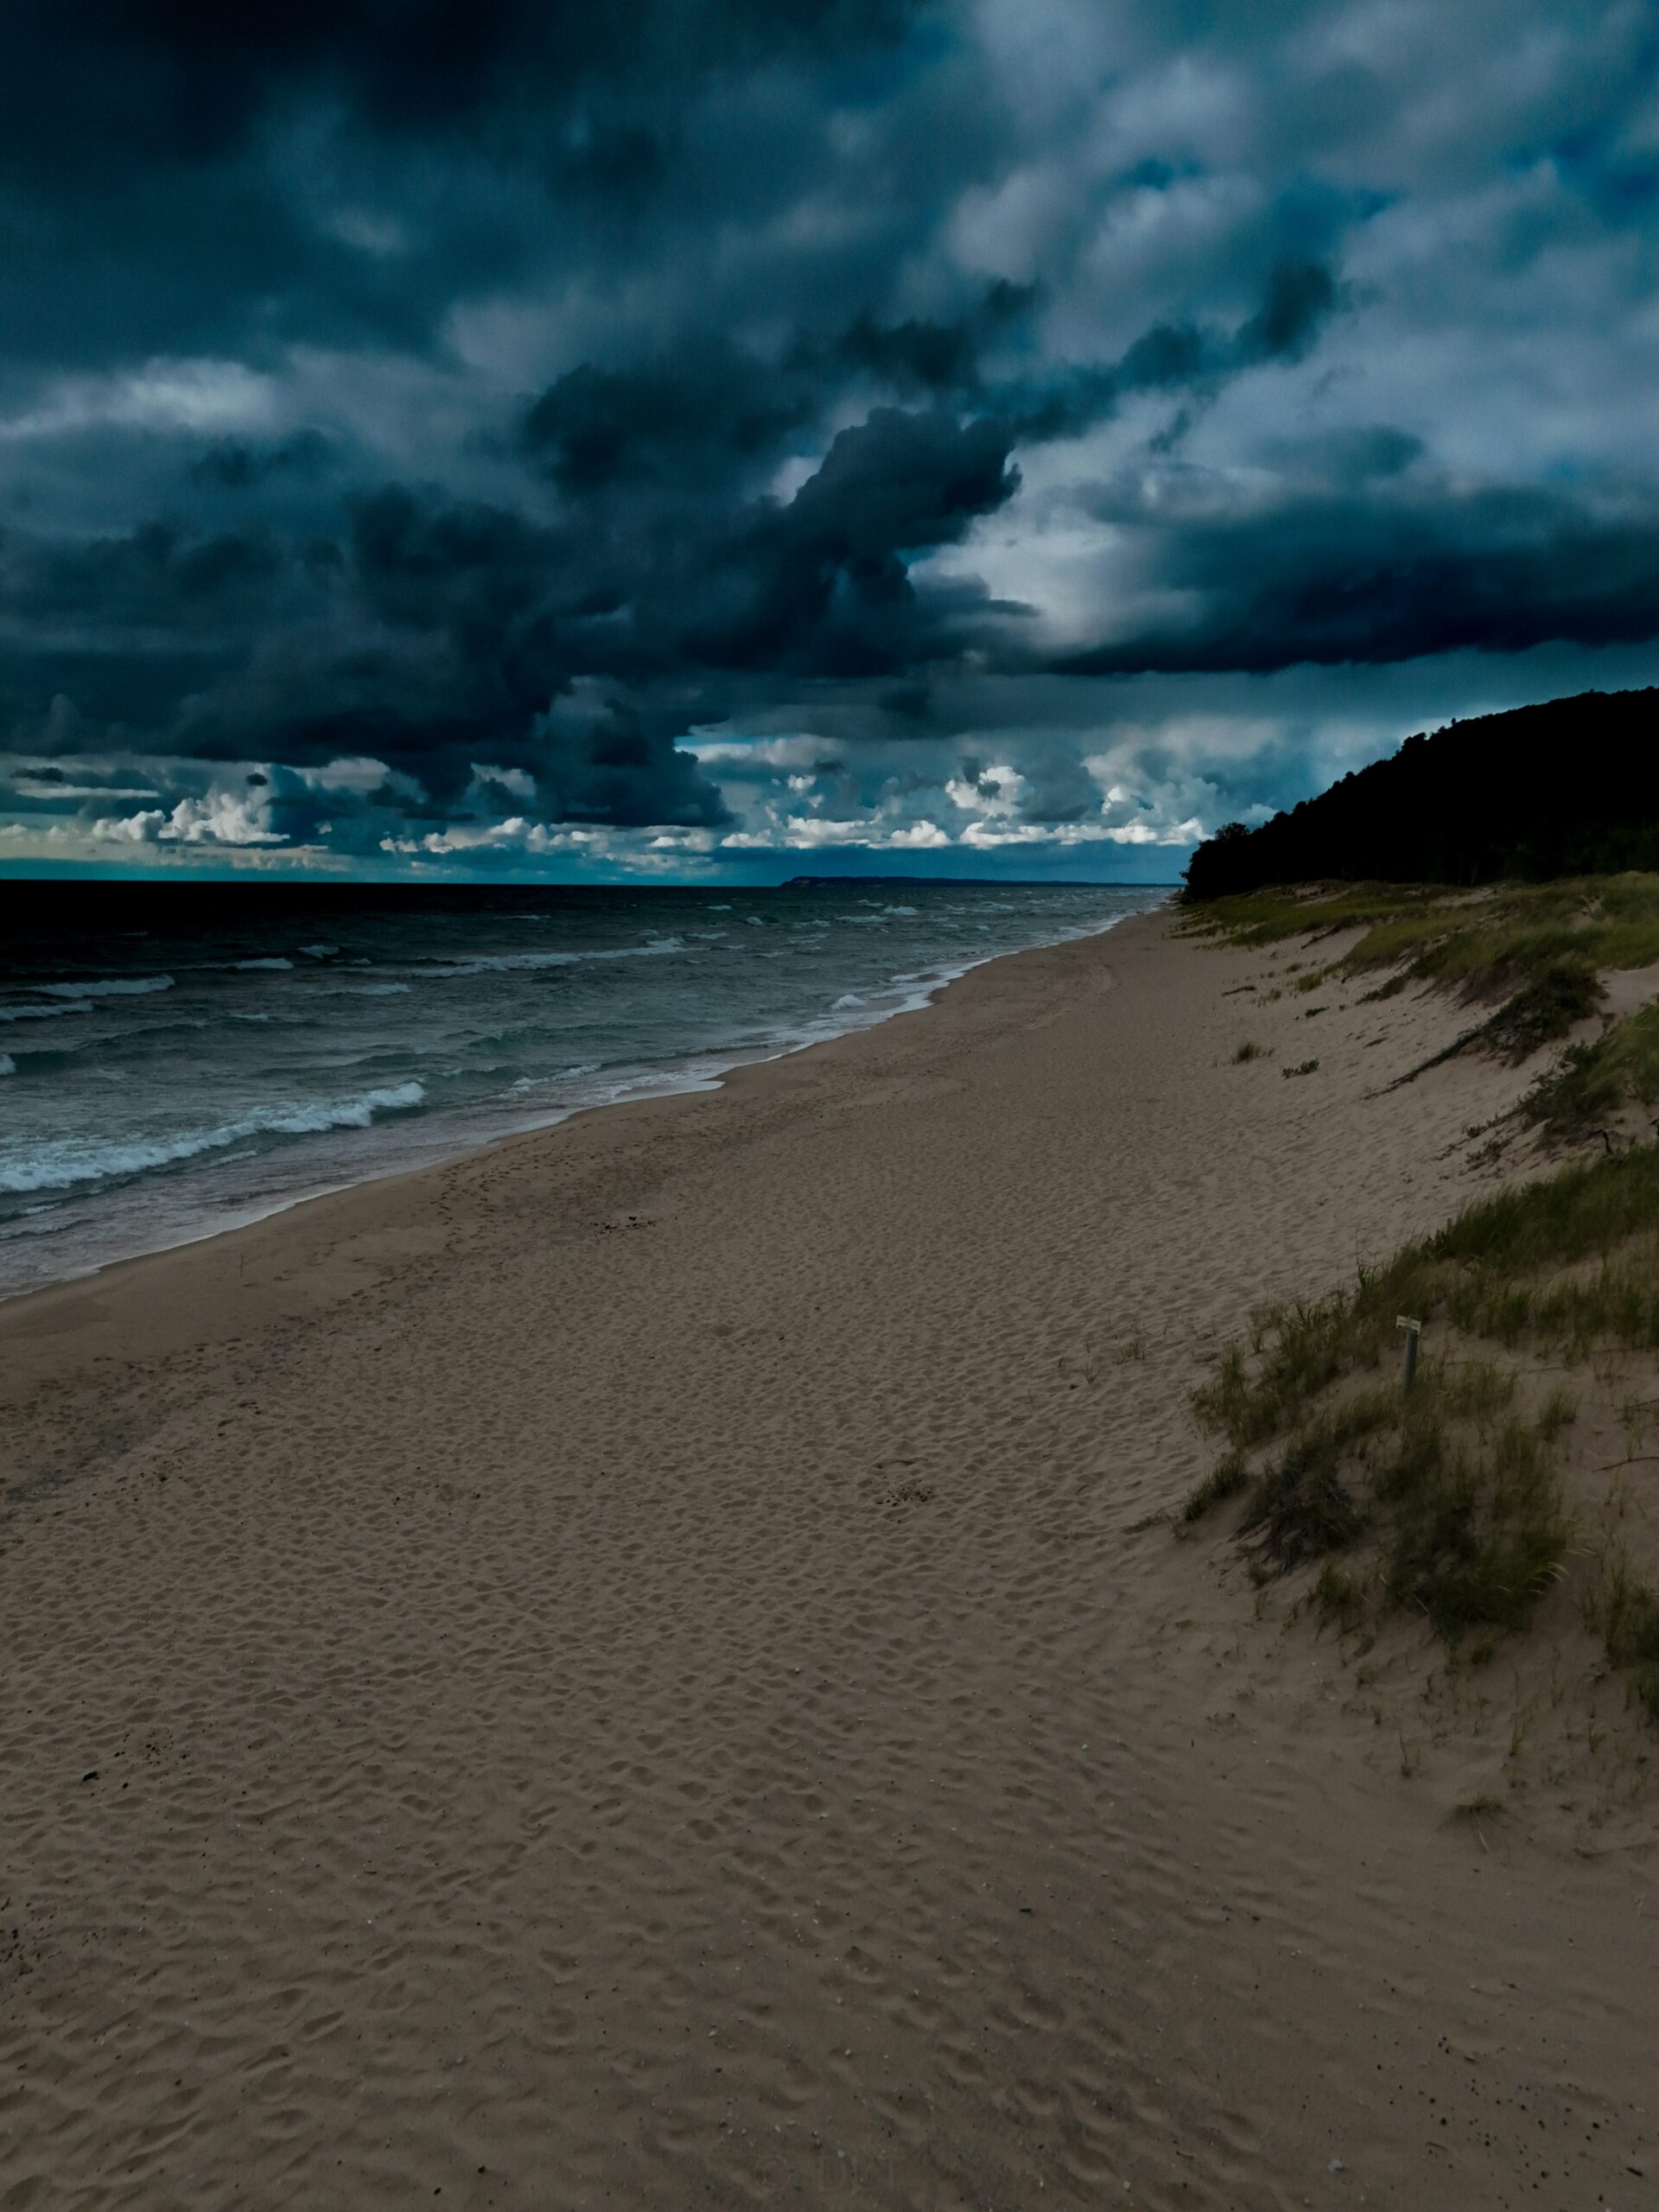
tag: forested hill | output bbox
[1183,689,1659,900]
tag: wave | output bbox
[0,1081,426,1194]
[429,936,685,978]
[0,1000,92,1023]
[508,1060,603,1093]
[93,1016,212,1044]
[298,943,340,958]
[312,980,411,996]
[31,976,175,1000]
[231,957,293,971]
[0,1043,79,1074]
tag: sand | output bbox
[2,909,1654,2210]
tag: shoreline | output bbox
[5,904,1656,2207]
[0,905,1152,1370]
[0,902,1159,1317]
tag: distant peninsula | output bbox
[1184,687,1659,899]
[782,875,983,887]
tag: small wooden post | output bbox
[1396,1314,1421,1393]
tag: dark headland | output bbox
[1185,686,1659,899]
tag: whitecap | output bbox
[0,1001,92,1023]
[0,1081,426,1194]
[32,976,175,999]
[431,936,685,977]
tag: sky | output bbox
[2,0,1657,884]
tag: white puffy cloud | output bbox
[468,762,537,802]
[93,787,285,846]
[298,756,408,798]
[380,817,606,857]
[92,809,168,843]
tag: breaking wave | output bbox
[0,1082,426,1193]
[31,975,175,999]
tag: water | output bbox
[0,879,1167,1298]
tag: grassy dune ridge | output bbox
[1184,873,1659,1134]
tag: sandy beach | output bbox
[3,907,1654,2210]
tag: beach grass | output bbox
[1186,872,1659,1139]
[1184,874,1659,1000]
[1185,1145,1659,1689]
[1182,873,1659,985]
[1523,1001,1659,1137]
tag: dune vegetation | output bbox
[1184,1147,1659,1714]
[1184,876,1659,1723]
[1185,873,1659,1136]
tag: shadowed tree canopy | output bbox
[1182,690,1659,899]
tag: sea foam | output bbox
[32,976,175,999]
[0,1082,425,1193]
[431,936,686,978]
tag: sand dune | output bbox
[3,911,1653,2209]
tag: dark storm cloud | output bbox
[189,433,335,489]
[800,279,1039,398]
[1058,474,1659,676]
[517,257,1339,506]
[522,340,818,496]
[0,0,922,181]
[675,408,1021,675]
[1,0,1657,866]
[0,400,1020,819]
[354,402,1020,699]
[993,257,1343,444]
[0,0,932,365]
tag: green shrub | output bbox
[1484,959,1604,1061]
[1525,1001,1659,1135]
[1180,1453,1249,1522]
[1385,1452,1568,1638]
[1242,1426,1366,1566]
